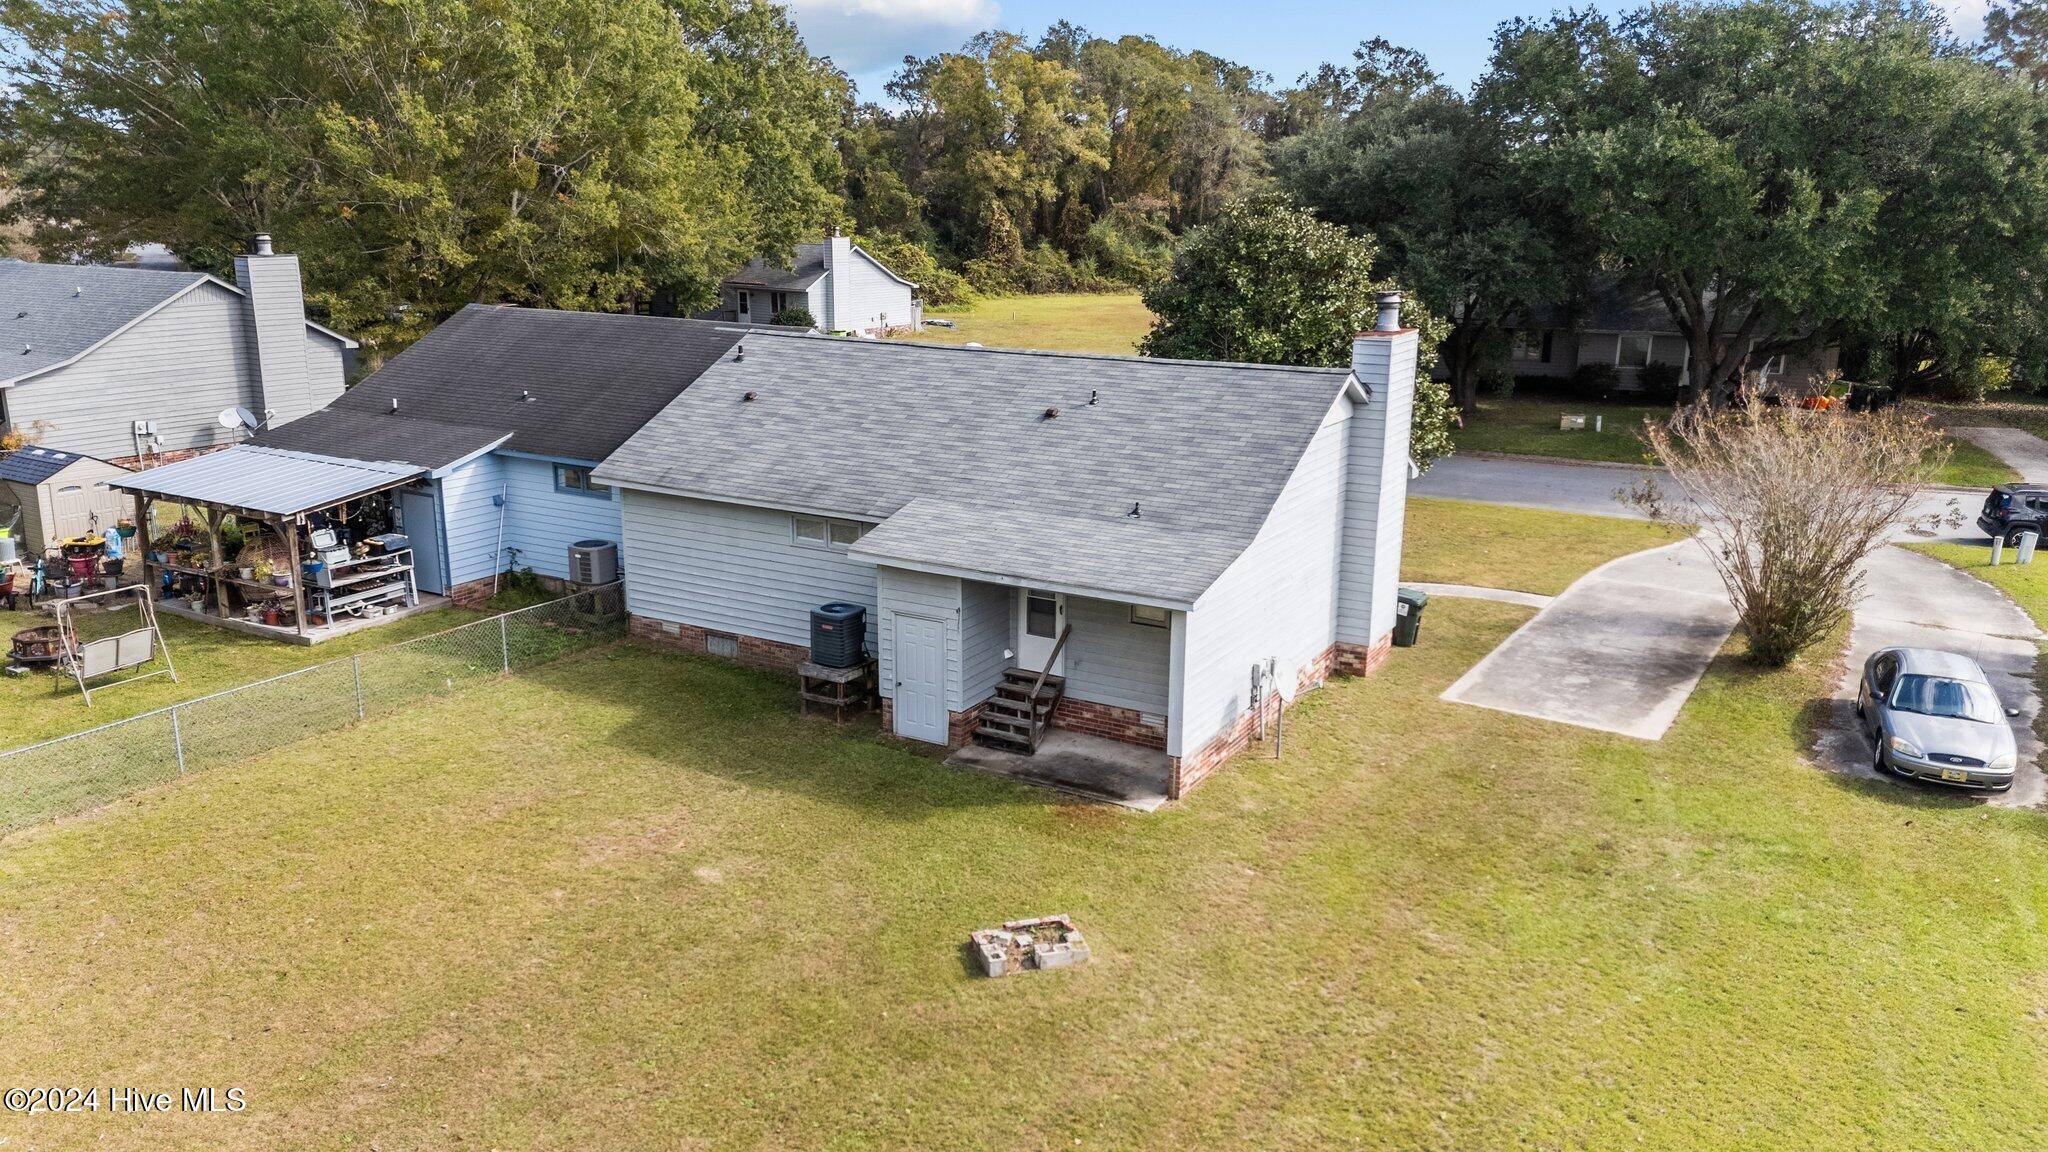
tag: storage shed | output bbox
[0,446,132,557]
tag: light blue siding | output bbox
[618,490,879,653]
[436,454,507,587]
[496,455,622,580]
[959,581,1012,709]
[1178,393,1352,757]
[1062,595,1171,716]
[876,568,962,712]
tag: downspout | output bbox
[490,483,509,596]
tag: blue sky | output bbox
[785,0,1990,103]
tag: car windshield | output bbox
[1889,674,2000,723]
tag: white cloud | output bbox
[1938,0,1991,39]
[784,0,999,78]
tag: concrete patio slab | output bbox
[1951,426,2048,482]
[948,729,1170,811]
[1440,538,1737,740]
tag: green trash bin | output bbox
[1393,587,1428,647]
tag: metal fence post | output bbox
[500,614,511,674]
[352,655,366,719]
[169,706,187,775]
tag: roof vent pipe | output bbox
[252,233,275,257]
[735,343,745,362]
[1374,291,1403,333]
[1088,389,1099,406]
[390,397,399,414]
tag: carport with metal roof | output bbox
[112,445,438,643]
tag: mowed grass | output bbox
[902,292,1153,354]
[6,535,2048,1145]
[0,602,482,749]
[1402,495,1691,596]
[1455,393,2010,487]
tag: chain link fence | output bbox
[0,583,625,834]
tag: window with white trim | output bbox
[793,515,868,550]
[1512,330,1550,363]
[1615,332,1655,367]
[554,464,612,499]
[1749,339,1787,379]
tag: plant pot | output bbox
[238,567,253,580]
[271,574,291,587]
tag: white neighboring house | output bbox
[0,235,356,467]
[710,233,921,335]
[595,295,1420,802]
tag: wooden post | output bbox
[134,494,152,598]
[206,506,228,616]
[285,515,310,638]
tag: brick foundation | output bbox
[628,614,811,673]
[1167,635,1389,800]
[879,697,982,749]
[446,571,573,609]
[1048,697,1167,750]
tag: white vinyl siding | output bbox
[436,455,507,587]
[1185,393,1354,757]
[876,568,963,711]
[1337,342,1412,648]
[1061,595,1172,716]
[959,580,1012,709]
[4,281,349,461]
[822,240,917,334]
[619,490,878,654]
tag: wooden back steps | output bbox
[974,625,1070,754]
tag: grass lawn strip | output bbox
[1402,495,1692,596]
[3,516,2047,1145]
[900,292,1152,355]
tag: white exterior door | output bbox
[49,482,98,541]
[1016,589,1066,675]
[892,613,948,744]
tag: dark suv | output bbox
[1979,484,2048,543]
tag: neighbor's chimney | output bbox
[1333,290,1419,675]
[232,234,314,427]
[823,230,854,331]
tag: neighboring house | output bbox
[706,233,921,335]
[1506,281,1838,392]
[0,445,131,556]
[252,305,745,603]
[593,299,1421,800]
[0,237,357,466]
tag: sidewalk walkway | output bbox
[1951,426,2048,482]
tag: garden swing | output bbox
[51,584,178,706]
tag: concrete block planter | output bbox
[969,915,1090,977]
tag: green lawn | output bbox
[1402,495,1691,595]
[1455,393,2012,487]
[5,502,2048,1147]
[902,292,1153,355]
[0,601,481,749]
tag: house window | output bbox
[1512,330,1551,363]
[1615,333,1655,368]
[793,514,867,550]
[1026,592,1059,638]
[769,291,789,315]
[1749,340,1787,380]
[554,464,612,499]
[1130,603,1169,628]
[737,289,751,317]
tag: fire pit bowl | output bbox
[9,625,70,666]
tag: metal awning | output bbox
[110,445,425,518]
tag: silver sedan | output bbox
[1858,647,2021,792]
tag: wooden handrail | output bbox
[1027,624,1072,702]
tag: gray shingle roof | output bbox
[111,445,422,517]
[0,445,103,485]
[0,261,207,384]
[596,333,1352,604]
[254,305,746,466]
[722,244,826,291]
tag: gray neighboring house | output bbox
[706,233,921,335]
[595,299,1421,801]
[0,236,356,467]
[1507,281,1838,392]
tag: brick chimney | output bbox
[232,233,315,426]
[1334,291,1420,674]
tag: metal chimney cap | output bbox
[251,233,275,256]
[1373,291,1404,332]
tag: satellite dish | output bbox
[217,406,260,432]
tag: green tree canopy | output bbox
[1140,194,1457,468]
[0,0,844,355]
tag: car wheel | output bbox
[1872,740,1891,778]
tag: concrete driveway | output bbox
[1811,545,2045,807]
[1951,426,2048,482]
[1441,537,1738,740]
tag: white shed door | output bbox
[49,483,99,541]
[892,613,948,745]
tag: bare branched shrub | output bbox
[1628,398,1950,667]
